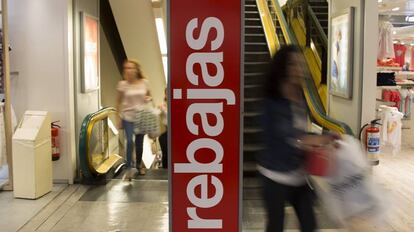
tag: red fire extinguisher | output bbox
[359,119,381,166]
[51,121,61,161]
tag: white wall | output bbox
[110,0,166,106]
[100,26,122,108]
[9,0,76,183]
[73,0,100,136]
[328,0,377,134]
[361,0,378,127]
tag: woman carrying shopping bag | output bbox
[258,46,336,232]
[117,59,151,180]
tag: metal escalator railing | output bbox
[79,107,125,181]
[258,0,353,135]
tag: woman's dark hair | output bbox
[264,45,301,99]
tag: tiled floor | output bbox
[13,173,340,231]
[243,177,339,231]
[3,121,414,232]
[0,184,66,232]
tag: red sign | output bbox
[170,0,242,231]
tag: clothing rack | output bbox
[377,86,414,122]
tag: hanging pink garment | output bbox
[393,44,407,67]
[411,47,414,71]
[378,21,395,60]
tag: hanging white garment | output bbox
[378,105,403,155]
[378,21,395,60]
[387,110,403,156]
[379,105,393,143]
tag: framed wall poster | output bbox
[80,12,100,93]
[329,7,354,99]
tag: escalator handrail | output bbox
[269,0,294,45]
[256,0,280,56]
[79,107,120,178]
[266,0,354,135]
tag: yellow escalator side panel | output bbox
[303,48,322,87]
[303,88,345,134]
[291,18,327,111]
[291,19,306,46]
[318,84,328,110]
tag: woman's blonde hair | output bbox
[124,59,146,80]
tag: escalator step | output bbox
[244,97,264,102]
[244,72,266,76]
[245,61,269,65]
[245,18,262,26]
[245,34,267,43]
[244,144,266,152]
[244,98,264,111]
[245,25,265,34]
[244,63,268,73]
[245,5,257,9]
[244,112,263,117]
[245,42,267,46]
[245,51,270,62]
[245,45,268,52]
[244,127,263,133]
[245,51,269,55]
[245,13,260,18]
[310,6,328,13]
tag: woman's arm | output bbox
[116,90,123,129]
[144,80,153,102]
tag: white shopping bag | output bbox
[318,135,386,225]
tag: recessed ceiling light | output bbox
[411,43,414,46]
[378,0,383,2]
[392,7,400,11]
[401,42,405,45]
[393,31,397,35]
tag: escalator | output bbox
[265,0,352,134]
[308,0,328,36]
[78,107,125,183]
[284,0,329,110]
[243,0,270,173]
[243,0,288,173]
[243,0,353,173]
[242,0,352,174]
